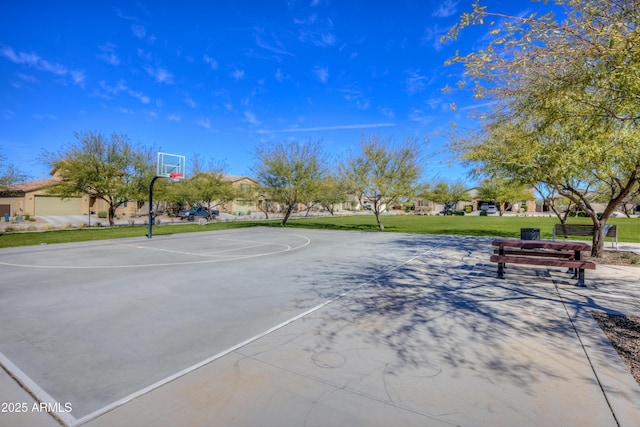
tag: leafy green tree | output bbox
[477,178,533,216]
[186,172,236,220]
[42,131,154,226]
[253,139,329,226]
[342,133,422,231]
[445,0,640,256]
[423,180,469,213]
[314,175,350,215]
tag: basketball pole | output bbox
[147,175,162,239]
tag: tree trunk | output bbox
[374,211,384,231]
[108,205,116,226]
[590,220,606,257]
[281,205,295,226]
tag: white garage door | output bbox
[35,196,82,215]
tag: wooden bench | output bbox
[491,238,596,286]
[552,224,618,249]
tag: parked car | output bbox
[178,207,218,221]
[486,205,498,214]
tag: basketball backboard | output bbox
[157,152,186,179]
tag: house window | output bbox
[240,183,251,192]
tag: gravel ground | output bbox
[592,312,640,385]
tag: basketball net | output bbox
[168,172,183,182]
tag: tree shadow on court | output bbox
[303,234,636,395]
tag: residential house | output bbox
[0,178,141,218]
[220,175,259,215]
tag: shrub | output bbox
[98,211,108,219]
[454,210,465,216]
[479,210,488,216]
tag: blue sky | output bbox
[1,1,547,185]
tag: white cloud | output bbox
[230,68,245,81]
[114,8,137,21]
[244,111,261,126]
[113,106,133,114]
[255,32,294,57]
[403,69,430,95]
[167,114,181,121]
[1,46,84,87]
[274,68,289,82]
[137,48,152,61]
[70,70,85,87]
[432,0,459,18]
[32,113,57,120]
[96,43,120,66]
[129,90,150,104]
[145,66,173,84]
[184,96,197,108]
[295,12,337,47]
[339,86,370,110]
[313,65,329,83]
[196,118,211,129]
[1,109,15,120]
[379,107,395,119]
[408,108,435,125]
[132,24,146,39]
[98,79,149,104]
[203,54,218,70]
[1,46,66,74]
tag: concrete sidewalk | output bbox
[2,236,639,426]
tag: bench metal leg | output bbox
[497,262,505,279]
[576,269,586,287]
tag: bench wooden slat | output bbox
[492,238,591,251]
[493,248,574,259]
[489,255,596,270]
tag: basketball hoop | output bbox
[168,172,183,182]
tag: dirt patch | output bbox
[588,251,639,385]
[591,312,640,385]
[585,250,640,267]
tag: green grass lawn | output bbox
[1,214,639,248]
[282,214,640,242]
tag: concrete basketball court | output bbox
[1,227,639,426]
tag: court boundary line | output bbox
[0,233,311,270]
[74,244,441,426]
[0,351,78,426]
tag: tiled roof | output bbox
[222,174,257,183]
[8,179,58,192]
